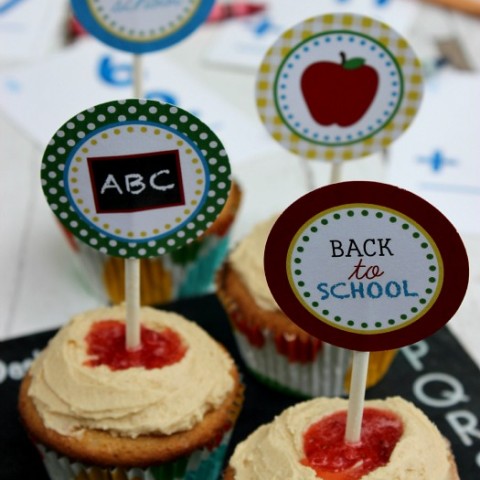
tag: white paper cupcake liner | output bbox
[233,329,351,397]
[36,430,232,480]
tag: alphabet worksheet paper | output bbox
[205,0,419,71]
[0,37,273,166]
[0,0,67,64]
[387,70,480,236]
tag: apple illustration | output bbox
[300,51,379,127]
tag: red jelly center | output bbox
[84,320,187,370]
[302,408,403,480]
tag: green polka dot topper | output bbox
[264,181,469,351]
[41,99,231,258]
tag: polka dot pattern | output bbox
[256,13,423,161]
[41,99,231,259]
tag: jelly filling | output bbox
[302,407,403,480]
[85,320,187,370]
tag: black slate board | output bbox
[1,294,479,479]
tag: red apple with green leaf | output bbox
[300,51,379,127]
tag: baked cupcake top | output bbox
[229,396,456,480]
[28,305,234,439]
[229,216,278,311]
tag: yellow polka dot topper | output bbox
[41,99,231,258]
[256,13,424,161]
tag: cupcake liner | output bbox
[231,321,396,397]
[59,182,241,306]
[30,376,244,480]
[67,232,230,306]
[217,278,350,397]
[232,323,396,397]
[217,268,396,398]
[175,235,230,299]
[233,328,351,398]
[36,430,233,480]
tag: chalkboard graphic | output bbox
[88,150,185,213]
[41,99,231,258]
[301,52,379,127]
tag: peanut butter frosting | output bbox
[229,216,279,311]
[27,305,234,438]
[229,396,457,480]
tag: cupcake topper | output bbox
[264,181,469,442]
[71,0,215,54]
[70,1,215,349]
[256,13,423,185]
[41,99,231,349]
[71,0,215,106]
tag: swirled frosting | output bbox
[229,396,456,480]
[28,305,234,438]
[229,216,279,311]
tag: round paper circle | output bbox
[256,13,423,161]
[264,182,469,351]
[41,99,231,258]
[71,0,214,53]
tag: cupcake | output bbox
[18,305,244,480]
[225,396,459,480]
[64,181,242,306]
[216,216,396,398]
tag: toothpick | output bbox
[345,350,370,444]
[381,147,390,164]
[301,158,316,192]
[330,157,343,184]
[133,54,143,99]
[125,257,141,350]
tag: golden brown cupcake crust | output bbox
[19,367,243,468]
[217,261,313,341]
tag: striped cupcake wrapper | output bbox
[36,431,233,480]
